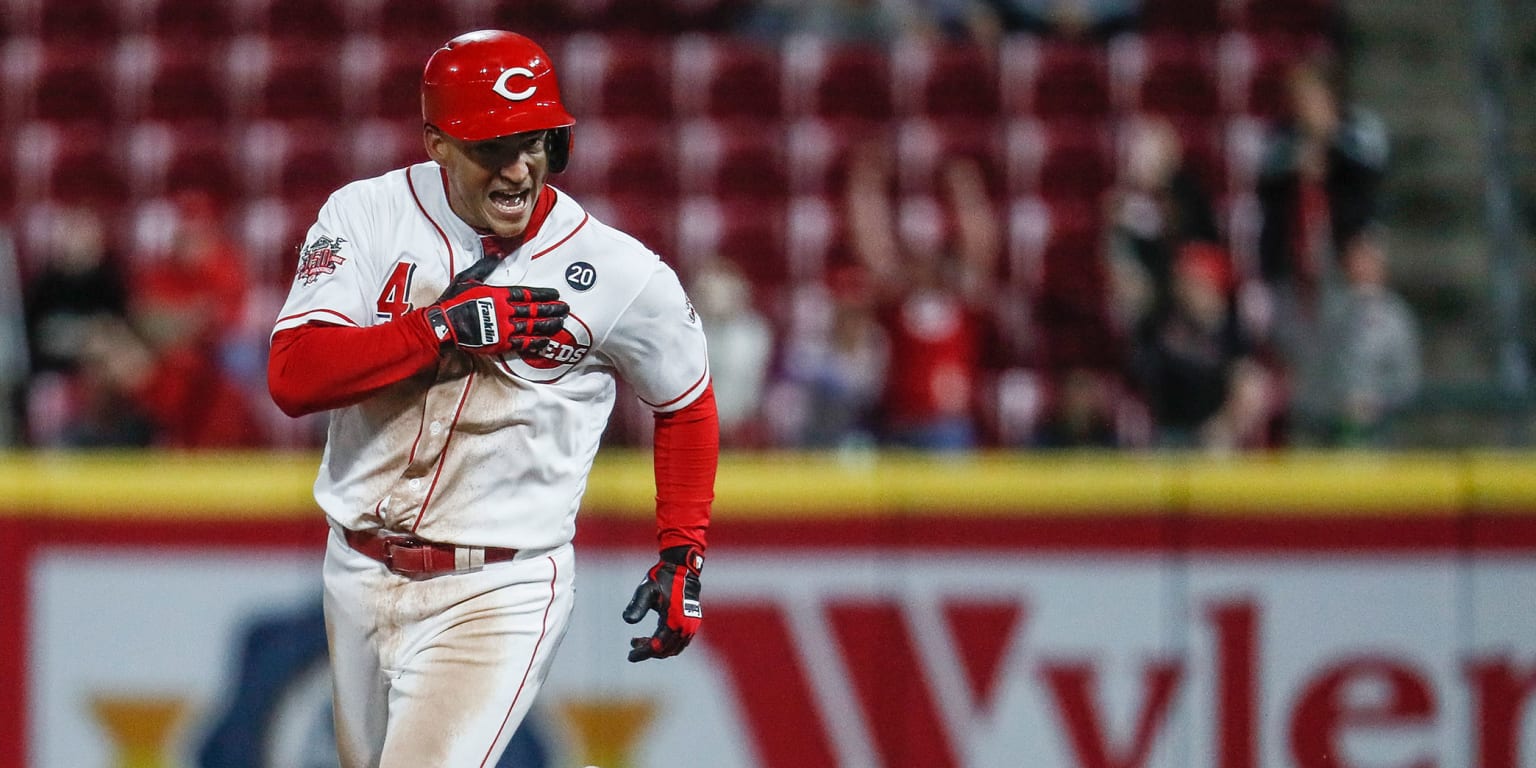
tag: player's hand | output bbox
[622,546,704,662]
[426,258,569,356]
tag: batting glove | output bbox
[622,546,704,662]
[425,257,568,356]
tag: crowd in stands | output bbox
[0,0,1422,452]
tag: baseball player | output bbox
[266,30,717,767]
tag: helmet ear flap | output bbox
[547,127,572,173]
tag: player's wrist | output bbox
[659,545,704,574]
[424,306,455,349]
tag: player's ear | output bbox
[423,124,450,164]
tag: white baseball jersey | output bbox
[274,162,711,551]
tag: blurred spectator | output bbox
[738,0,933,44]
[22,205,129,376]
[1285,228,1421,447]
[1129,242,1275,451]
[768,265,890,448]
[1032,368,1122,448]
[1106,116,1223,334]
[128,190,249,356]
[0,228,28,446]
[846,141,1000,450]
[72,316,269,448]
[20,206,132,446]
[1255,56,1388,310]
[692,259,774,447]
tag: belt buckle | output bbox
[381,534,423,576]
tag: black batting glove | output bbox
[622,545,704,662]
[424,257,568,357]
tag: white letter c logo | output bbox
[493,67,537,101]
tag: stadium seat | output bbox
[1138,0,1227,37]
[1232,0,1339,41]
[342,36,443,121]
[893,39,1000,119]
[676,118,788,201]
[1218,31,1329,120]
[1006,196,1119,370]
[237,194,323,287]
[125,121,241,204]
[256,0,348,42]
[784,116,891,197]
[371,0,463,42]
[785,193,847,281]
[345,118,426,180]
[128,38,236,125]
[676,195,789,290]
[1111,34,1222,119]
[17,121,132,209]
[556,117,679,200]
[559,34,673,120]
[1005,117,1116,203]
[999,37,1113,120]
[894,117,1006,199]
[36,0,127,45]
[781,35,894,122]
[145,0,240,42]
[233,38,347,122]
[583,192,679,259]
[671,33,782,120]
[7,42,120,128]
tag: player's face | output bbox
[427,127,551,238]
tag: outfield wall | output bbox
[2,451,1535,768]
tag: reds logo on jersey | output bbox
[296,236,348,286]
[500,314,592,383]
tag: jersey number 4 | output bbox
[376,262,417,321]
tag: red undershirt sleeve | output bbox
[652,383,718,553]
[267,311,442,417]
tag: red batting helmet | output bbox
[422,30,575,172]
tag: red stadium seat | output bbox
[894,117,1006,199]
[583,193,679,258]
[676,195,789,290]
[1138,0,1228,37]
[781,35,893,122]
[237,194,323,287]
[1232,0,1339,41]
[373,0,463,42]
[125,121,241,204]
[1005,117,1116,203]
[784,116,890,197]
[677,118,788,201]
[127,39,236,125]
[256,0,348,42]
[1111,34,1222,119]
[1006,196,1119,370]
[234,38,347,122]
[146,0,240,42]
[892,39,1000,119]
[785,193,848,281]
[345,118,427,179]
[1217,31,1332,119]
[671,34,782,120]
[342,36,443,121]
[999,37,1113,120]
[8,42,120,128]
[559,34,673,120]
[36,0,127,44]
[16,121,132,209]
[556,117,679,199]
